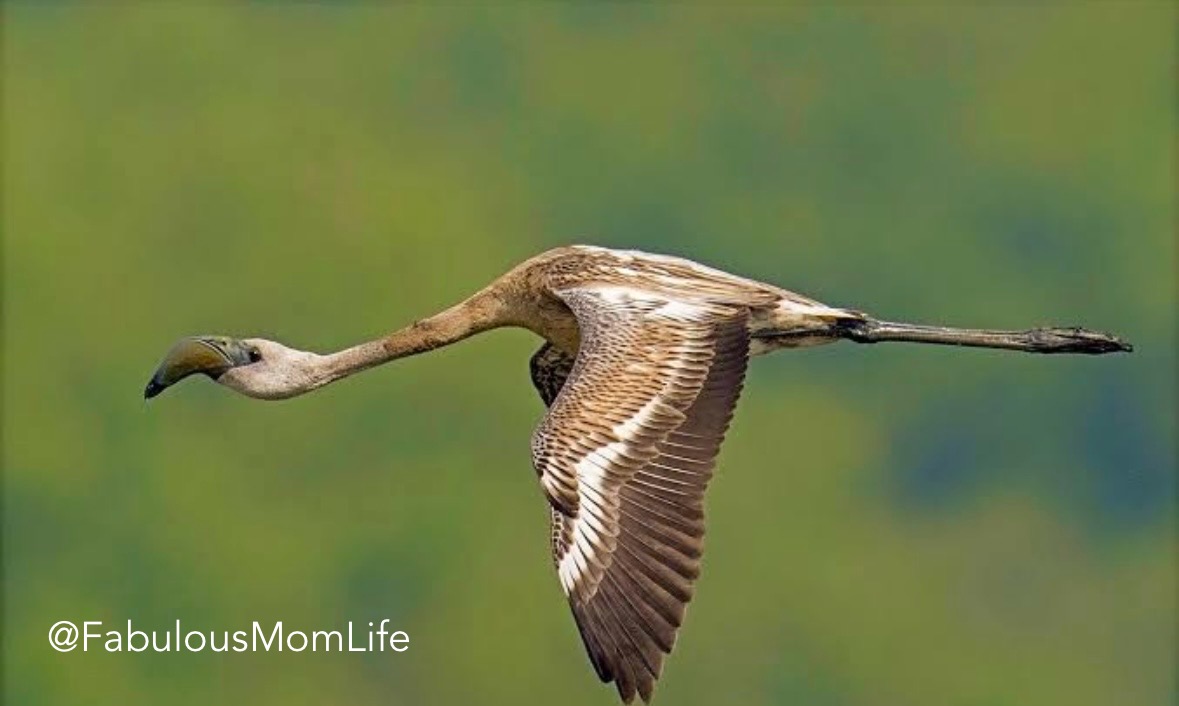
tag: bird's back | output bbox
[516,246,860,354]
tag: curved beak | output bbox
[144,336,253,399]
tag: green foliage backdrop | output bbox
[4,5,1175,706]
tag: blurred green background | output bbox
[3,4,1175,706]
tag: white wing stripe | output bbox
[613,396,664,440]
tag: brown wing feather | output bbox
[530,286,750,704]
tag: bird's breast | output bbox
[527,294,581,356]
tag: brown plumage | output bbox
[145,245,1131,703]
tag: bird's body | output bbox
[145,245,1130,703]
[507,245,860,356]
[442,245,854,362]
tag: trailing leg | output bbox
[831,317,1131,355]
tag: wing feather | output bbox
[529,286,750,703]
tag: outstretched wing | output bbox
[530,285,750,704]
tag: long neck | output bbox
[309,288,508,388]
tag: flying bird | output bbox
[145,245,1130,703]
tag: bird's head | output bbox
[144,336,316,400]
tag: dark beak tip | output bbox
[144,380,165,400]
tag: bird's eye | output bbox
[248,348,262,363]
